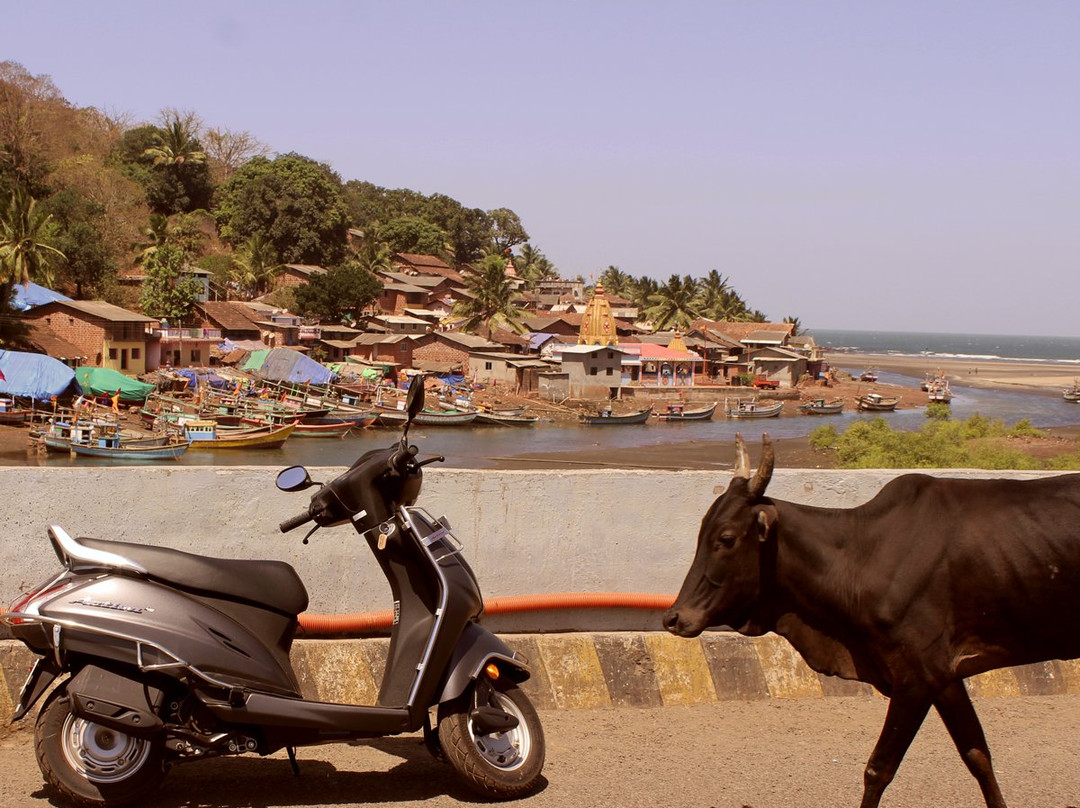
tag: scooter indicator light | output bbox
[484,663,501,681]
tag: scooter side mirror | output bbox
[405,376,426,424]
[276,465,313,492]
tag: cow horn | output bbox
[733,433,751,479]
[748,433,774,499]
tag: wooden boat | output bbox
[33,415,124,454]
[724,399,783,419]
[1062,381,1080,402]
[374,406,479,426]
[927,380,953,403]
[182,420,296,450]
[474,409,540,426]
[653,401,718,422]
[0,398,31,425]
[69,435,190,461]
[856,393,900,411]
[859,369,880,383]
[797,397,845,415]
[579,406,653,425]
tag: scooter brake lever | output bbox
[301,524,319,545]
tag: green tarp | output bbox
[75,366,156,403]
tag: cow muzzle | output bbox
[662,605,707,638]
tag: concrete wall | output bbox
[0,466,1057,632]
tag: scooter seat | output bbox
[79,537,309,616]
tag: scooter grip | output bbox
[279,510,312,533]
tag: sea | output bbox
[24,330,1080,471]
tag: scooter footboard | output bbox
[437,622,530,704]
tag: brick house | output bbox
[22,300,157,374]
[391,253,464,282]
[276,264,328,288]
[411,332,502,374]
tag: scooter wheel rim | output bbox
[467,691,530,772]
[61,713,152,784]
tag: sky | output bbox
[7,1,1080,337]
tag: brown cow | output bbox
[664,434,1080,808]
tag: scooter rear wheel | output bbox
[438,679,545,799]
[35,685,168,808]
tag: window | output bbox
[485,361,493,370]
[108,348,118,360]
[400,344,408,353]
[589,367,598,376]
[606,367,613,376]
[131,348,141,360]
[189,350,199,362]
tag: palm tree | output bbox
[598,265,633,298]
[453,254,528,338]
[514,243,556,289]
[783,315,802,336]
[143,113,206,166]
[355,240,393,276]
[0,186,65,287]
[643,274,702,331]
[132,213,170,266]
[230,234,280,298]
[694,270,731,320]
[0,281,33,349]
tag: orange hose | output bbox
[296,592,677,636]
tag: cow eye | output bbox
[714,533,737,550]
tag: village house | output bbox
[22,300,158,373]
[366,314,431,335]
[390,252,464,282]
[377,278,431,315]
[275,264,328,288]
[543,344,629,399]
[193,301,263,344]
[468,351,550,393]
[410,332,502,375]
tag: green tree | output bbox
[514,244,557,289]
[230,233,280,298]
[373,215,446,257]
[138,243,202,323]
[293,261,382,322]
[0,281,32,348]
[453,254,527,338]
[215,153,348,266]
[487,207,528,254]
[598,265,633,298]
[112,123,213,215]
[782,315,802,335]
[0,186,65,286]
[644,274,701,331]
[142,111,206,166]
[40,188,110,298]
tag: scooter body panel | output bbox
[37,574,301,696]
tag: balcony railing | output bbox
[154,327,223,341]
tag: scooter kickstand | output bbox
[286,746,300,776]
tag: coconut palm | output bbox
[453,253,528,338]
[643,274,702,332]
[598,265,633,298]
[694,270,731,320]
[143,113,206,167]
[0,186,65,287]
[514,243,557,289]
[131,213,170,266]
[230,234,280,298]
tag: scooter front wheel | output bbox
[438,679,545,799]
[35,685,168,808]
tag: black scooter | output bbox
[4,379,545,807]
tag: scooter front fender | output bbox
[437,622,530,704]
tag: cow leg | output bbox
[934,681,1007,808]
[859,693,932,808]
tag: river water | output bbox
[27,366,1080,470]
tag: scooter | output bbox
[4,378,545,807]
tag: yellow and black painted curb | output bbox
[4,633,1080,734]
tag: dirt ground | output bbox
[2,696,1078,807]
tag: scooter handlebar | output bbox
[279,509,313,533]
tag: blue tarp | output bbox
[253,348,335,385]
[0,350,77,400]
[10,282,71,311]
[175,368,231,389]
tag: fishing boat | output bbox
[0,397,33,425]
[473,409,540,426]
[927,380,953,403]
[653,401,718,422]
[724,399,783,419]
[796,397,845,415]
[579,406,653,425]
[856,392,901,411]
[69,433,190,461]
[33,414,127,454]
[373,405,479,426]
[859,369,880,383]
[182,420,296,450]
[1063,381,1080,402]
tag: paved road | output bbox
[1,697,1078,808]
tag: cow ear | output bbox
[754,504,777,541]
